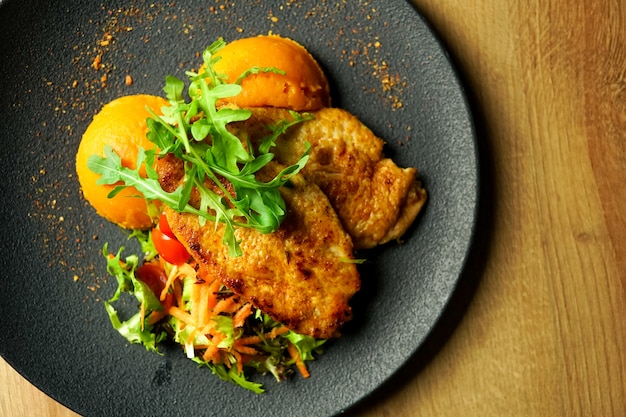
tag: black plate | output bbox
[0,1,478,416]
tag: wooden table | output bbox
[2,0,625,415]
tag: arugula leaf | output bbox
[89,38,312,257]
[258,111,314,154]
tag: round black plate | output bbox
[0,1,478,416]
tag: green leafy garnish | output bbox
[102,242,167,352]
[192,357,266,394]
[88,38,312,257]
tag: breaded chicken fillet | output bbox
[156,155,360,339]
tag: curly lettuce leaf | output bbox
[102,243,166,353]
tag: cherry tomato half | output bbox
[158,212,176,239]
[152,226,190,265]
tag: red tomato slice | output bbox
[158,212,176,239]
[152,227,190,265]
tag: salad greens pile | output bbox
[103,231,325,393]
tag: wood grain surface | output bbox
[2,0,625,416]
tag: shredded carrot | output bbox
[168,306,197,327]
[233,350,244,374]
[213,296,237,315]
[202,343,219,363]
[198,321,216,336]
[221,350,232,368]
[233,343,258,356]
[173,279,184,309]
[233,302,253,328]
[236,335,263,346]
[202,333,226,362]
[140,299,146,331]
[190,344,210,350]
[197,280,213,326]
[266,325,290,339]
[190,281,200,323]
[160,262,197,301]
[159,264,178,301]
[287,342,310,378]
[190,279,206,325]
[206,278,221,310]
[147,310,167,325]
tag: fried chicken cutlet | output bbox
[232,107,427,249]
[156,155,360,339]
